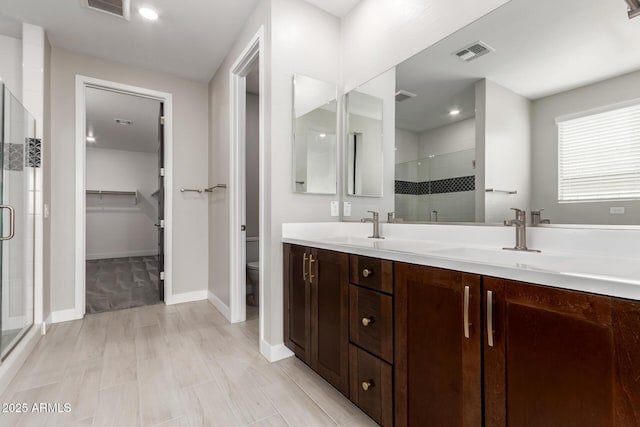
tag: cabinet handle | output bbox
[362,268,372,278]
[361,317,374,327]
[303,253,308,280]
[487,290,494,347]
[361,381,373,391]
[309,254,315,284]
[464,285,471,339]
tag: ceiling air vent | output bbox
[395,90,417,103]
[454,41,494,62]
[85,0,130,20]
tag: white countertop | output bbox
[282,223,640,301]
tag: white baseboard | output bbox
[86,250,158,260]
[165,290,208,305]
[51,308,82,323]
[260,339,294,363]
[3,315,27,330]
[43,313,52,335]
[207,291,231,321]
[0,326,41,396]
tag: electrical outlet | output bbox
[610,207,625,215]
[330,201,339,217]
[343,202,352,217]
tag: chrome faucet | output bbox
[530,209,551,225]
[503,208,540,252]
[387,212,395,223]
[362,210,383,239]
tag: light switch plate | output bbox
[610,207,625,215]
[330,201,339,217]
[344,202,352,217]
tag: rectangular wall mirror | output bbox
[346,91,384,197]
[344,0,640,226]
[293,74,338,194]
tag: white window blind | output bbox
[557,102,640,202]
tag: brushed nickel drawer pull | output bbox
[361,380,373,391]
[362,268,372,278]
[361,317,374,327]
[309,254,315,284]
[464,285,470,339]
[487,290,495,347]
[303,253,308,280]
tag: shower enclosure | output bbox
[0,83,36,360]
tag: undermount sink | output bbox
[430,247,571,269]
[318,236,453,253]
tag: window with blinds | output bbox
[557,102,640,202]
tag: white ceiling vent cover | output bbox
[395,90,417,103]
[454,41,494,62]
[85,0,131,20]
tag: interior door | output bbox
[157,103,165,301]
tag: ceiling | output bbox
[86,87,161,153]
[0,12,22,38]
[395,0,640,133]
[301,0,361,18]
[0,0,258,82]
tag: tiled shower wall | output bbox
[395,149,476,222]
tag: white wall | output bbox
[532,69,640,225]
[419,118,475,158]
[208,0,343,354]
[477,79,531,223]
[85,147,158,259]
[50,48,209,312]
[340,0,511,91]
[395,128,419,165]
[0,34,22,100]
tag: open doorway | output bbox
[83,87,164,314]
[245,62,259,326]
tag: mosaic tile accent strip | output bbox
[395,175,475,195]
[395,180,419,195]
[430,175,475,194]
[27,138,41,168]
[3,143,24,171]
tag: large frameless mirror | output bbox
[292,74,338,195]
[344,0,640,226]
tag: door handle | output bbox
[303,253,308,280]
[487,290,495,347]
[463,285,471,339]
[0,205,15,241]
[309,254,315,284]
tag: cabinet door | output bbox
[483,277,640,427]
[310,248,349,395]
[395,263,482,427]
[284,244,311,364]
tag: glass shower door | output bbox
[0,84,36,359]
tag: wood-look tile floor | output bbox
[0,301,377,427]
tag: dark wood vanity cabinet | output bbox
[283,244,349,395]
[285,246,640,427]
[483,277,640,427]
[394,263,482,427]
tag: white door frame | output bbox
[74,75,173,319]
[229,27,265,329]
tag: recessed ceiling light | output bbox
[449,109,461,116]
[139,7,159,21]
[319,133,327,138]
[86,136,96,142]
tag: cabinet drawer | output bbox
[350,285,393,363]
[350,255,393,294]
[349,344,393,426]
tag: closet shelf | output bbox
[86,190,138,204]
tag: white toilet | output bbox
[246,261,260,307]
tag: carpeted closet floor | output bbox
[86,256,160,314]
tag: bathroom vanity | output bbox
[282,223,640,427]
